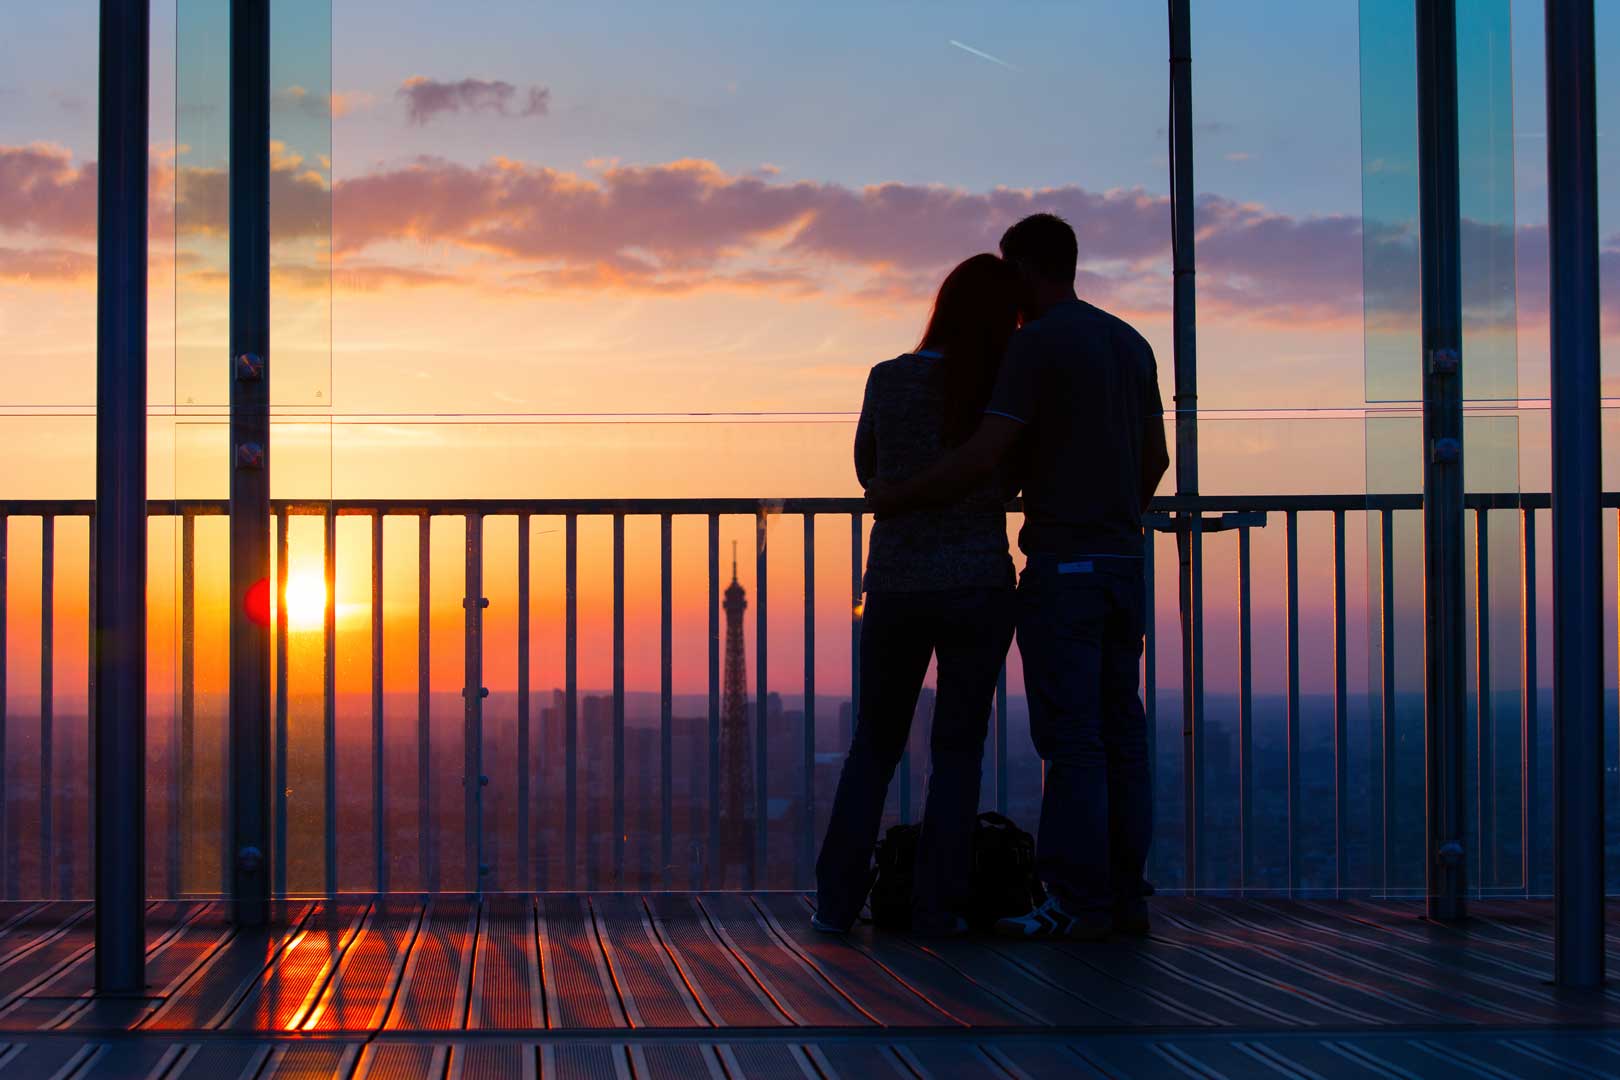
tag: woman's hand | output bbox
[864,479,903,516]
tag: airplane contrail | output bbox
[949,39,1019,71]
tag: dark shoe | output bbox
[994,895,1110,941]
[910,911,969,938]
[810,912,852,934]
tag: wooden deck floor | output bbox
[0,895,1611,1078]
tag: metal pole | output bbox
[1415,0,1467,922]
[1168,0,1202,899]
[94,0,149,994]
[228,0,272,927]
[465,514,487,891]
[1544,0,1603,989]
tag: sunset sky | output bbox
[1,1,1617,707]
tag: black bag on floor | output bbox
[868,823,921,930]
[967,812,1044,930]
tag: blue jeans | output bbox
[1017,555,1152,917]
[815,587,1016,927]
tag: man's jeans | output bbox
[1018,554,1152,918]
[815,587,1016,927]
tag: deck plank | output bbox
[143,902,314,1031]
[307,897,424,1032]
[467,894,543,1030]
[589,894,708,1028]
[537,896,625,1030]
[643,895,784,1027]
[226,900,371,1031]
[384,897,478,1031]
[695,894,871,1027]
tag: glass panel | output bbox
[1194,2,1367,411]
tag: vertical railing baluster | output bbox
[1380,509,1396,897]
[1475,507,1493,891]
[1186,514,1205,893]
[611,513,625,887]
[1521,507,1537,896]
[0,514,7,900]
[175,513,196,898]
[84,511,94,899]
[1237,524,1254,896]
[273,509,287,898]
[417,512,434,892]
[754,509,769,887]
[464,512,486,892]
[660,513,673,890]
[1333,509,1349,898]
[707,513,721,888]
[850,513,863,744]
[1285,509,1300,897]
[372,512,386,893]
[40,515,53,897]
[564,513,578,889]
[324,509,338,896]
[517,513,531,891]
[802,514,815,887]
[995,667,1008,816]
[1144,525,1156,808]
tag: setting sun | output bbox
[284,572,328,631]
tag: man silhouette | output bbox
[868,213,1169,938]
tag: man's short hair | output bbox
[999,213,1078,284]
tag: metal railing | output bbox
[0,492,1615,899]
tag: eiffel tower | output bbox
[719,542,756,887]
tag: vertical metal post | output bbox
[1237,525,1254,895]
[1416,0,1467,922]
[1521,508,1537,894]
[1285,510,1301,896]
[1168,0,1201,899]
[754,510,769,886]
[1143,526,1156,793]
[272,510,287,897]
[517,514,530,890]
[802,514,815,888]
[1380,509,1397,895]
[850,513,862,743]
[372,513,386,892]
[323,511,337,895]
[464,514,486,891]
[660,514,673,890]
[228,0,273,927]
[1544,0,1603,988]
[1184,514,1204,893]
[94,0,148,990]
[564,514,578,888]
[707,514,721,888]
[0,516,8,901]
[1334,510,1349,898]
[40,518,54,897]
[611,513,625,886]
[417,514,433,891]
[1474,509,1493,888]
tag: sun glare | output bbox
[284,573,328,631]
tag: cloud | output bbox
[397,77,550,125]
[6,141,1616,332]
[0,245,96,281]
[0,143,98,239]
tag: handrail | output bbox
[0,491,1615,901]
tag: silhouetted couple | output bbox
[814,213,1169,939]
